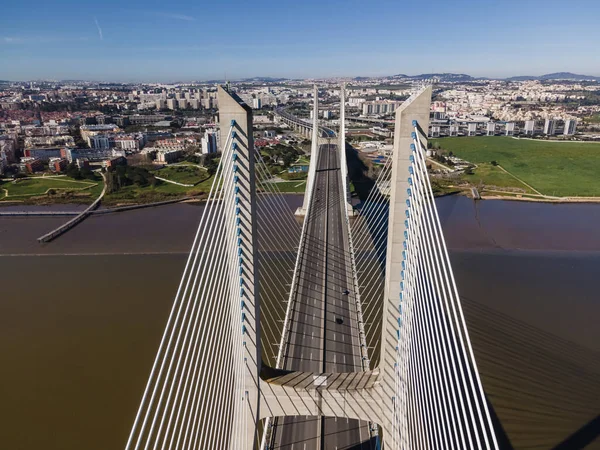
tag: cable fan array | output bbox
[390,121,500,450]
[350,150,393,369]
[125,124,301,450]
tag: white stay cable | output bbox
[414,128,499,449]
[126,126,234,450]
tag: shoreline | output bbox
[0,191,305,212]
[3,189,600,213]
[447,188,600,204]
[479,193,600,204]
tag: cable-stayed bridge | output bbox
[125,85,500,449]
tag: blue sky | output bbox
[1,0,599,81]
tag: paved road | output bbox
[271,144,375,449]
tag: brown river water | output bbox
[0,195,598,450]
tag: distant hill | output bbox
[241,77,288,83]
[389,73,476,82]
[507,72,600,81]
[410,73,476,82]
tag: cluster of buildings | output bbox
[361,99,406,115]
[0,110,221,175]
[131,88,218,111]
[429,117,578,138]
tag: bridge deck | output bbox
[271,144,374,449]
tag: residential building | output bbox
[564,119,577,135]
[201,131,218,154]
[24,147,63,160]
[544,119,556,135]
[49,157,68,172]
[505,122,516,136]
[362,100,403,116]
[90,134,112,149]
[21,157,44,173]
[80,124,120,146]
[524,120,536,135]
[128,114,170,125]
[156,149,183,164]
[0,135,17,162]
[467,123,477,136]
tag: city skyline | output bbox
[2,0,600,82]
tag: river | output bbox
[0,195,598,449]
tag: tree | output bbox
[66,163,83,180]
[490,160,498,166]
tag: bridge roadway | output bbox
[271,144,374,449]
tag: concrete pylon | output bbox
[379,85,432,444]
[339,83,354,216]
[217,86,262,449]
[296,85,320,216]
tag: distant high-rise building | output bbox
[178,98,188,109]
[524,120,535,135]
[467,122,477,136]
[156,99,167,110]
[362,100,403,115]
[505,122,515,136]
[201,131,218,154]
[563,119,577,135]
[189,98,200,110]
[486,122,496,136]
[167,98,177,110]
[544,119,556,135]
[252,98,262,109]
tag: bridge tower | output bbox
[339,82,354,215]
[216,85,262,447]
[296,85,320,216]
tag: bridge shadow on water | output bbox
[346,143,389,270]
[461,295,600,450]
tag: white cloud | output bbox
[94,18,103,40]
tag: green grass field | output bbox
[268,181,306,193]
[153,165,209,185]
[0,176,99,199]
[103,173,217,204]
[431,137,600,197]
